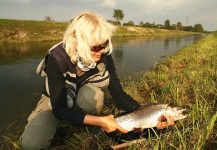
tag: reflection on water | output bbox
[111,34,205,76]
[0,41,57,65]
[0,34,204,138]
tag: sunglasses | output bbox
[90,40,109,52]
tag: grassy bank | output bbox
[52,31,215,149]
[0,19,197,44]
[126,33,217,150]
[2,32,216,150]
[123,31,217,149]
[0,19,67,44]
[1,19,216,149]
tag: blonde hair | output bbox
[63,11,116,65]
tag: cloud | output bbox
[99,0,116,8]
[0,0,216,31]
[0,0,31,5]
[19,0,30,3]
[145,0,193,14]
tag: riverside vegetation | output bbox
[0,19,197,44]
[0,19,216,150]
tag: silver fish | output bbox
[115,103,187,131]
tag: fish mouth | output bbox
[172,108,188,120]
[166,106,188,121]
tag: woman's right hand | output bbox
[83,114,128,133]
[99,115,128,133]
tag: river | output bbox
[0,34,204,139]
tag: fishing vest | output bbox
[36,42,110,108]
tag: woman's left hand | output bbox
[156,115,174,129]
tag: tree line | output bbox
[43,9,204,33]
[108,9,204,33]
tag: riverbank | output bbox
[0,19,198,44]
[2,29,216,149]
[121,31,217,149]
[51,31,216,149]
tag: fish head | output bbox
[165,105,188,121]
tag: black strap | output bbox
[51,44,74,74]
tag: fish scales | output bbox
[115,103,187,131]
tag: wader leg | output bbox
[75,84,104,115]
[20,95,59,150]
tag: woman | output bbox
[20,11,173,150]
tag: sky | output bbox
[0,0,216,31]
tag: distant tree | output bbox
[183,26,194,32]
[194,24,204,32]
[177,22,183,30]
[128,21,134,26]
[142,22,157,28]
[44,16,53,22]
[152,22,157,28]
[143,22,151,28]
[123,21,135,26]
[139,21,144,27]
[113,9,124,24]
[157,24,164,29]
[164,19,170,29]
[171,24,177,30]
[107,20,121,26]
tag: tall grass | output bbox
[124,32,217,149]
[1,24,216,149]
[59,31,216,150]
[43,31,217,150]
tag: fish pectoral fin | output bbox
[156,113,175,129]
[158,114,167,122]
[133,127,143,132]
[133,127,145,137]
[116,131,123,135]
[133,127,143,134]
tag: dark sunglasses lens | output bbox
[91,46,105,52]
[91,40,109,52]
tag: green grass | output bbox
[122,32,217,149]
[0,19,198,44]
[1,20,216,149]
[46,31,216,150]
[114,26,196,37]
[0,19,67,44]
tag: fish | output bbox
[115,103,187,131]
[91,103,187,135]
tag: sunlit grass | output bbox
[0,19,198,44]
[0,136,21,150]
[0,19,67,44]
[126,32,217,149]
[45,32,217,150]
[1,29,216,149]
[49,32,217,149]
